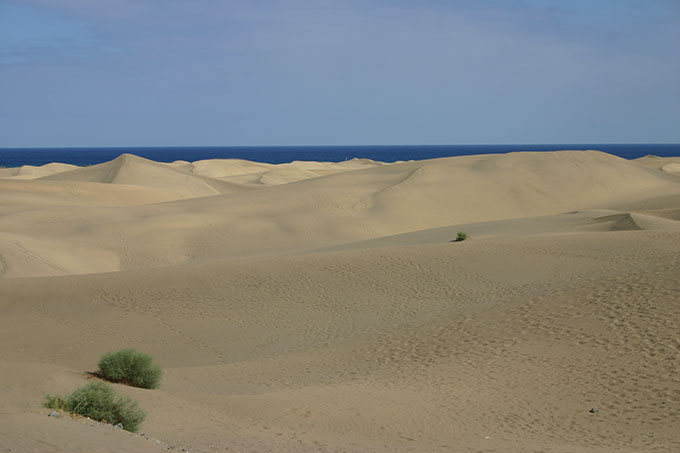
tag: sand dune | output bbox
[181,157,385,186]
[1,150,679,277]
[635,155,680,174]
[39,153,252,200]
[0,178,214,208]
[316,208,680,254]
[0,162,78,180]
[1,150,679,451]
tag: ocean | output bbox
[0,144,679,168]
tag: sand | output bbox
[0,150,678,452]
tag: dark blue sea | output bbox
[1,144,679,168]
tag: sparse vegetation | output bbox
[98,348,162,389]
[452,232,468,242]
[44,381,146,432]
[44,394,68,411]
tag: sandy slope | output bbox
[635,155,680,175]
[0,150,679,452]
[1,150,679,277]
[0,162,79,180]
[176,157,384,186]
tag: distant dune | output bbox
[1,150,678,277]
[0,162,78,179]
[40,153,249,199]
[1,150,678,452]
[635,154,680,175]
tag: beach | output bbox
[1,150,679,452]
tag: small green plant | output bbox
[44,381,146,432]
[43,394,68,411]
[452,232,468,242]
[98,348,162,389]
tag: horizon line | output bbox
[2,142,679,150]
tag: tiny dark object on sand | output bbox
[451,232,468,242]
[589,408,599,413]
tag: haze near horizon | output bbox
[1,0,679,147]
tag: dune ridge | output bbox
[1,150,679,452]
[1,150,679,277]
[634,155,680,174]
[40,153,250,199]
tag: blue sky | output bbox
[1,0,678,147]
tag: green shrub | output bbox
[43,394,68,411]
[44,381,146,432]
[453,232,468,242]
[98,348,162,389]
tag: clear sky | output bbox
[1,0,679,147]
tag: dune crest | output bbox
[0,162,78,179]
[1,150,679,451]
[0,150,679,277]
[39,153,248,199]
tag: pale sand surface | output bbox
[634,155,680,175]
[0,150,679,452]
